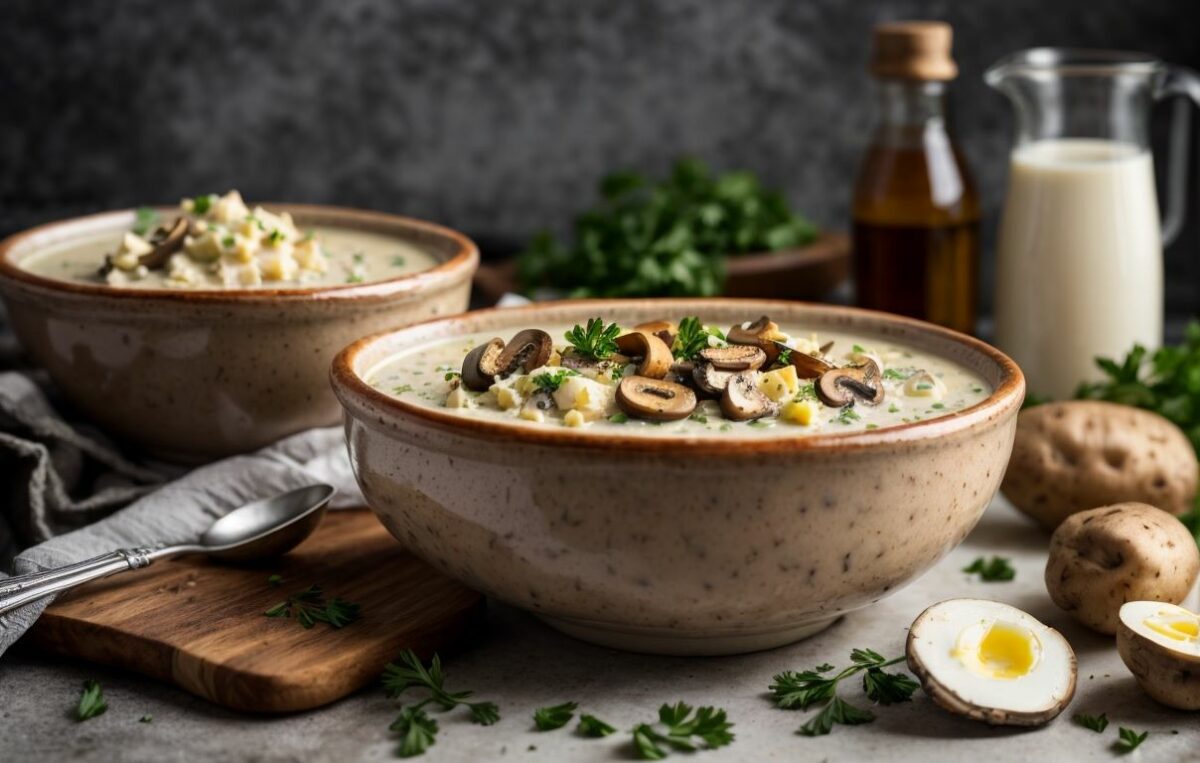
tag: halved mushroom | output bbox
[775,342,836,379]
[461,338,507,391]
[693,363,734,396]
[634,320,677,348]
[614,331,673,379]
[615,376,697,421]
[721,370,777,421]
[698,345,766,372]
[496,329,554,375]
[138,216,190,269]
[727,316,784,363]
[816,360,885,407]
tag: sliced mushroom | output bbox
[138,216,190,269]
[634,320,677,348]
[816,360,885,407]
[698,345,767,372]
[775,342,836,379]
[727,316,783,363]
[615,376,697,421]
[820,341,834,355]
[614,331,673,379]
[721,370,777,421]
[496,329,554,375]
[693,362,734,396]
[559,348,630,374]
[461,338,507,391]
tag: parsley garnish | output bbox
[689,412,708,424]
[392,255,407,267]
[222,234,236,248]
[578,714,616,737]
[444,371,462,382]
[777,347,792,366]
[191,194,217,214]
[770,649,917,736]
[76,680,107,722]
[533,701,577,731]
[794,382,818,402]
[346,273,365,284]
[632,701,734,759]
[883,368,910,381]
[532,369,577,392]
[1114,727,1148,754]
[1074,713,1109,733]
[381,651,499,756]
[267,228,286,245]
[852,344,867,354]
[963,556,1016,582]
[834,406,861,425]
[132,207,159,236]
[394,384,414,394]
[672,316,720,360]
[609,412,629,423]
[139,714,153,723]
[565,318,621,360]
[263,584,360,629]
[391,705,439,757]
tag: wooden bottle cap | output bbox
[870,21,957,81]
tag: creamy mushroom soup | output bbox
[366,315,991,436]
[19,190,438,289]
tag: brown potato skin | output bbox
[1117,614,1200,710]
[1002,401,1197,529]
[1045,503,1200,634]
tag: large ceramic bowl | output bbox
[0,205,477,461]
[331,299,1024,655]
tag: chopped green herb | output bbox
[191,194,217,214]
[689,412,709,424]
[267,228,286,245]
[246,214,265,230]
[392,255,407,267]
[770,649,916,736]
[916,383,932,391]
[865,423,879,430]
[533,701,578,731]
[532,369,578,392]
[394,385,414,395]
[391,705,439,758]
[1074,712,1109,733]
[132,207,159,236]
[76,680,108,722]
[834,407,861,425]
[798,697,874,736]
[719,423,732,432]
[267,574,283,587]
[222,234,236,248]
[852,344,867,354]
[608,412,629,424]
[777,347,792,366]
[565,318,621,360]
[748,419,770,428]
[381,650,499,756]
[577,714,616,738]
[1114,727,1148,754]
[971,386,983,393]
[263,584,360,629]
[963,556,1016,582]
[632,701,734,759]
[887,403,900,413]
[794,382,818,402]
[883,368,910,381]
[346,273,365,284]
[444,371,462,382]
[673,316,721,360]
[139,714,153,723]
[931,403,945,410]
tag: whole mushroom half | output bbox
[721,370,776,421]
[614,331,673,379]
[727,316,784,364]
[460,329,553,391]
[616,376,696,421]
[816,361,884,407]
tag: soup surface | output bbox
[20,190,438,289]
[366,315,991,437]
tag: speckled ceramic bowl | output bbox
[331,299,1024,655]
[0,205,477,461]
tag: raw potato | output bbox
[1002,401,1197,529]
[1045,503,1200,634]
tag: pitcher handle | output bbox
[1157,66,1200,246]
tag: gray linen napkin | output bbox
[0,362,363,657]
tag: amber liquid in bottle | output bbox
[852,81,980,334]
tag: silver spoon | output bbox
[0,484,334,617]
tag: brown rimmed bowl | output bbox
[0,204,478,461]
[331,298,1024,655]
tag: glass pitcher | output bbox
[987,49,1200,400]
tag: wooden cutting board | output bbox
[28,509,484,713]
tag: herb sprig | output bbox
[632,701,734,759]
[382,650,500,757]
[532,369,578,392]
[1114,727,1148,754]
[672,316,724,360]
[962,556,1016,582]
[769,649,917,736]
[1074,712,1109,733]
[132,207,159,236]
[565,318,621,360]
[76,680,107,722]
[533,701,578,731]
[263,584,360,629]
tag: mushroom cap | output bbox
[720,370,776,421]
[497,329,554,376]
[698,345,767,372]
[614,331,673,379]
[461,338,507,391]
[727,316,783,363]
[633,320,677,348]
[615,375,697,421]
[816,360,884,407]
[138,216,190,269]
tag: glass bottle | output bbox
[852,21,980,335]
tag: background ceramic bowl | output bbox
[0,205,477,461]
[331,299,1024,655]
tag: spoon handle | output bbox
[0,548,158,617]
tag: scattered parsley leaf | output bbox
[565,318,621,360]
[883,368,910,381]
[266,228,286,245]
[798,697,874,736]
[532,369,578,392]
[263,584,360,629]
[381,650,500,748]
[577,714,616,737]
[673,316,721,360]
[345,273,365,284]
[444,371,462,382]
[608,412,629,423]
[963,556,1016,582]
[394,384,414,395]
[392,255,407,267]
[632,702,734,759]
[390,704,439,758]
[1114,727,1148,754]
[861,665,919,705]
[771,650,915,735]
[533,701,577,731]
[191,194,217,214]
[76,680,107,722]
[132,207,159,236]
[139,714,153,723]
[834,406,861,425]
[1074,712,1109,733]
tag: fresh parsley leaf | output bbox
[532,369,577,392]
[632,702,734,759]
[672,316,720,360]
[963,556,1016,582]
[577,714,616,737]
[263,584,360,629]
[1074,712,1109,733]
[382,650,500,738]
[394,384,414,394]
[267,228,286,245]
[191,194,217,214]
[76,680,107,722]
[1114,727,1148,754]
[797,697,874,736]
[391,255,407,267]
[132,207,159,236]
[834,406,861,425]
[469,701,500,726]
[769,665,839,710]
[222,234,236,248]
[444,370,462,382]
[565,318,621,360]
[346,273,365,284]
[390,705,439,758]
[533,701,578,731]
[517,158,816,298]
[861,666,919,705]
[883,368,910,381]
[139,714,153,723]
[608,412,629,423]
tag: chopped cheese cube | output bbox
[781,399,821,426]
[758,365,800,402]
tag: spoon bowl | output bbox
[201,484,335,561]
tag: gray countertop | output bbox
[2,497,1198,763]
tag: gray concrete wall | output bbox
[1,0,1198,314]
